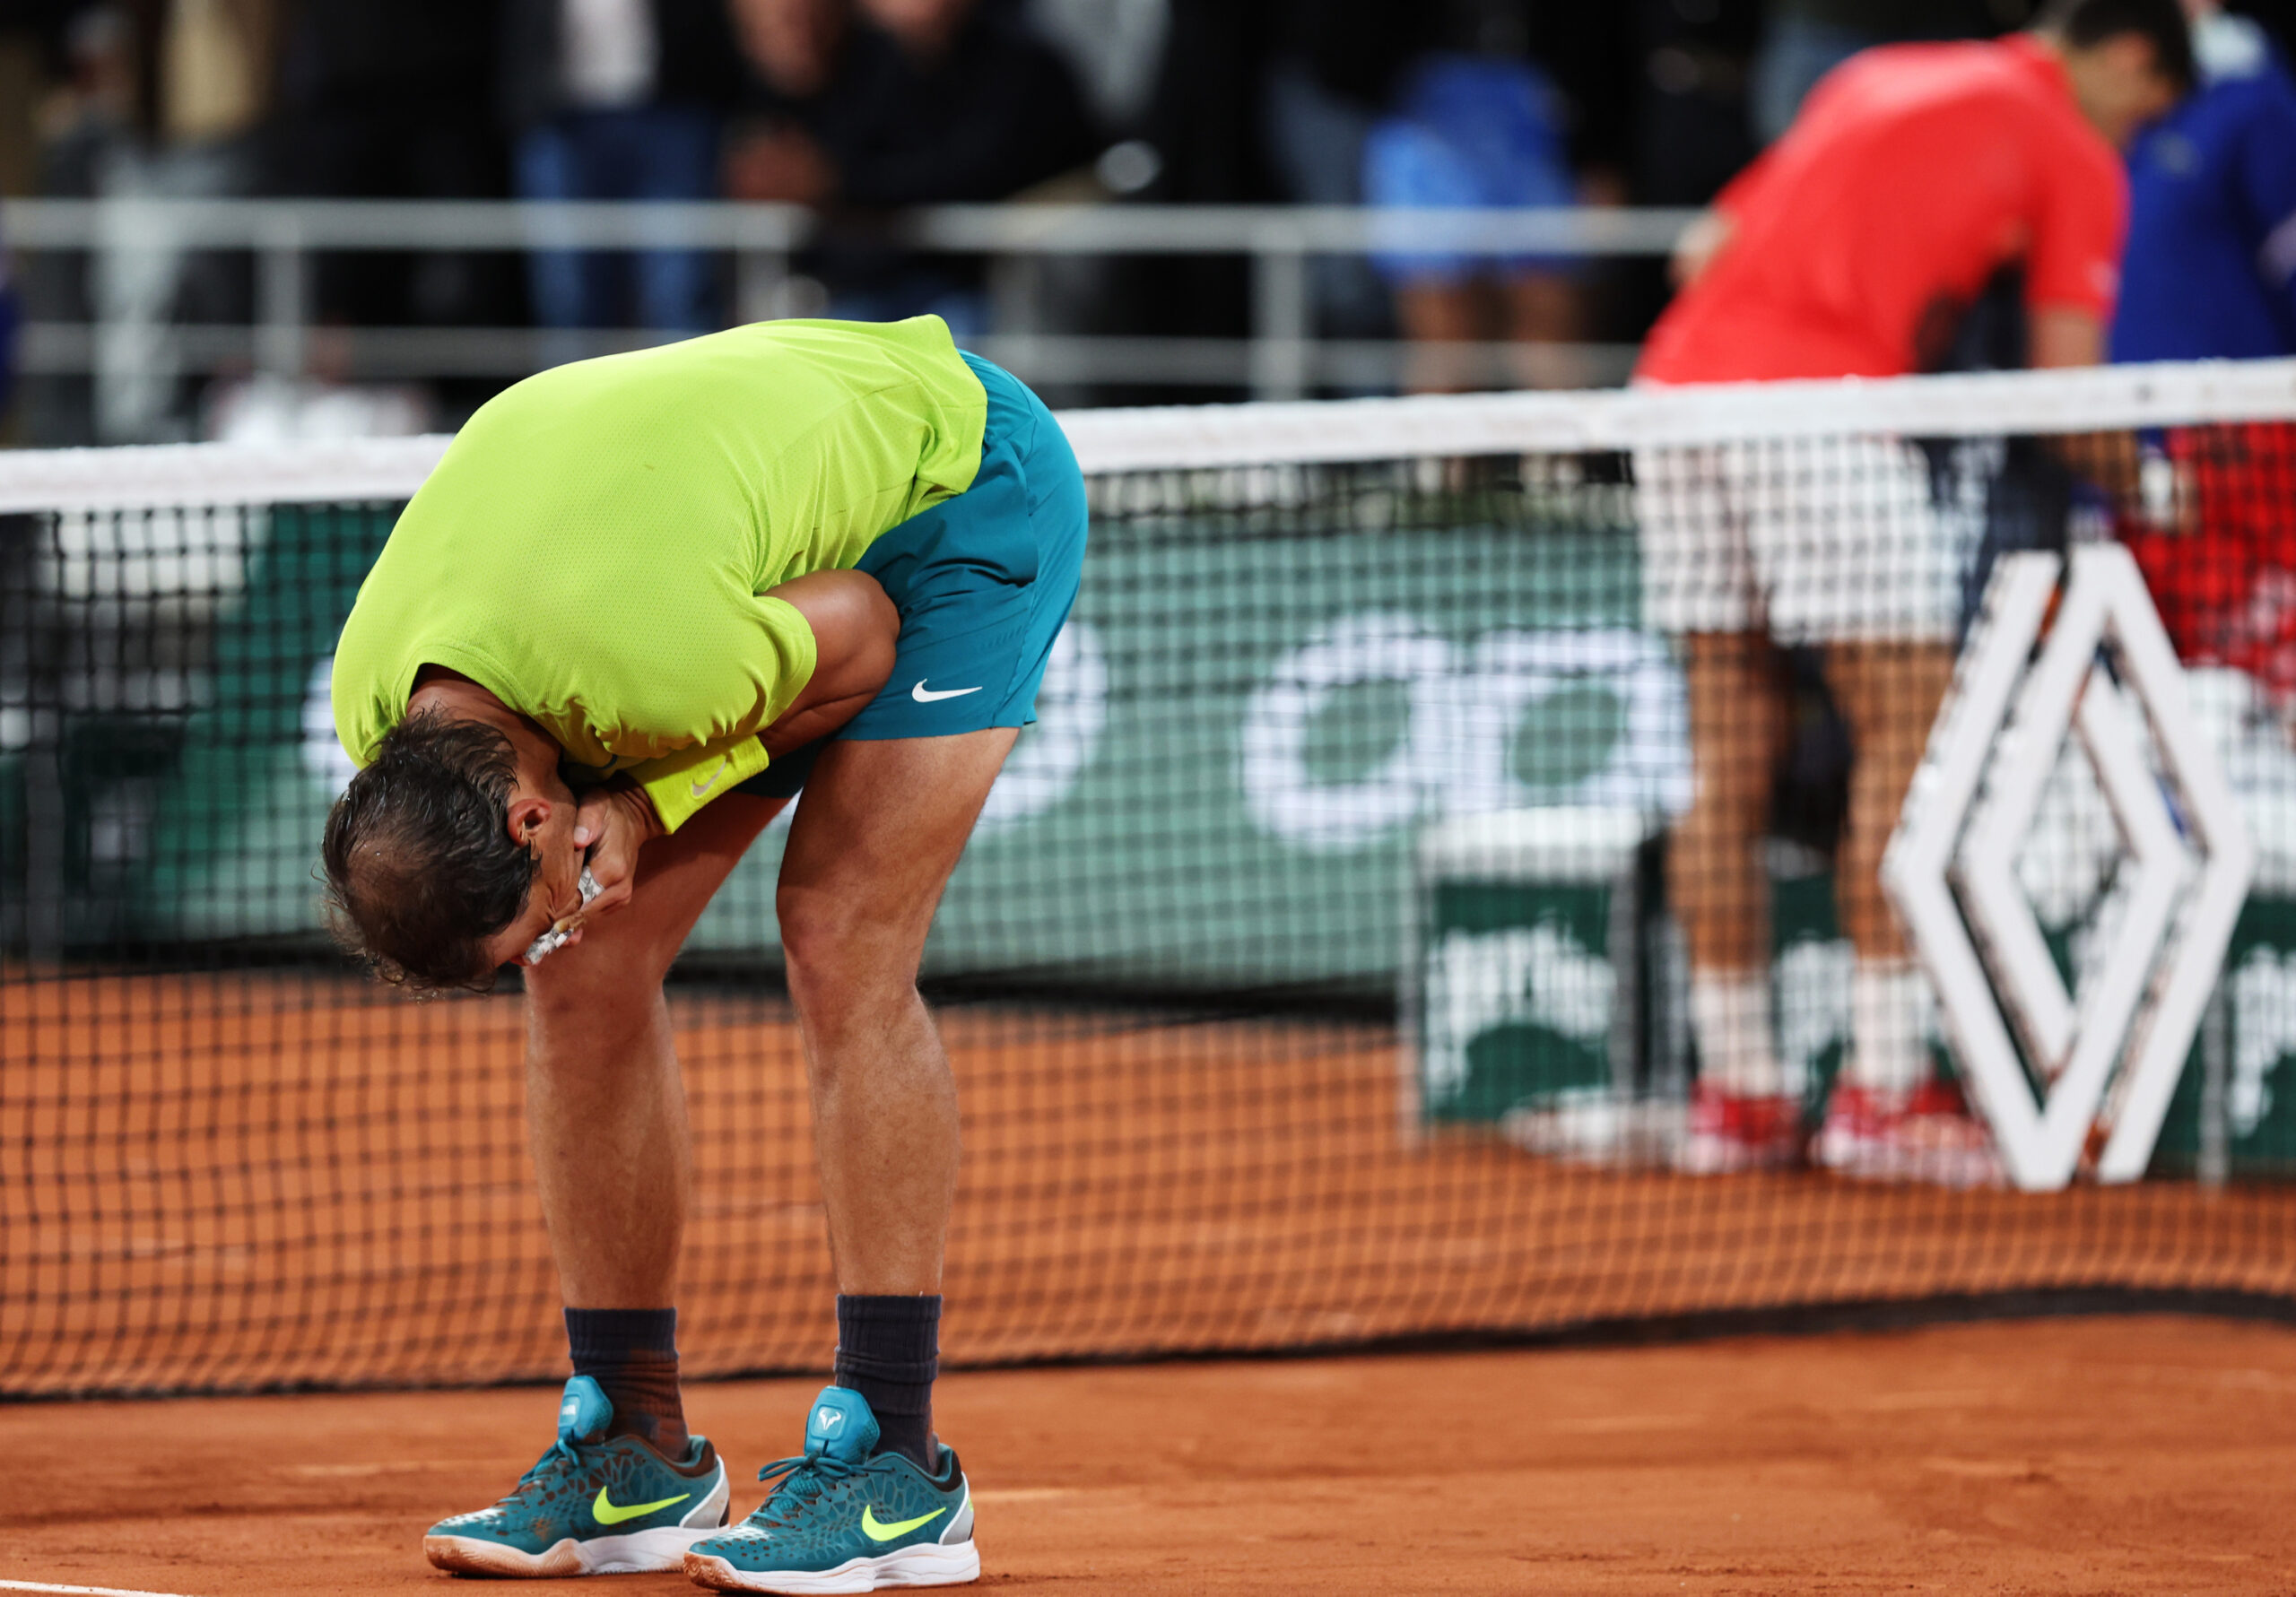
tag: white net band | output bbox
[2,358,2292,512]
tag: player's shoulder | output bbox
[1824,35,2027,99]
[1801,37,2078,144]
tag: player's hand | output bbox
[571,785,661,917]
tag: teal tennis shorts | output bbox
[738,352,1088,799]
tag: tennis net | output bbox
[4,359,2295,1396]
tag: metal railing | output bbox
[3,197,1698,412]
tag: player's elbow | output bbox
[775,568,900,714]
[804,576,898,709]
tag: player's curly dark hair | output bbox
[319,709,541,993]
[2039,0,2195,92]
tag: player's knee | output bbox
[778,888,912,1012]
[523,950,662,1037]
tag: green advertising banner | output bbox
[140,499,1688,994]
[70,490,2296,1172]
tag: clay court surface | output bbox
[7,974,2295,1395]
[0,1315,2288,1595]
[9,975,2296,1593]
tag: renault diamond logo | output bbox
[1883,547,2254,1191]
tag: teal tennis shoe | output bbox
[423,1375,730,1576]
[684,1385,978,1593]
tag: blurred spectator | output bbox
[725,0,1098,328]
[0,225,18,424]
[500,0,740,335]
[1365,22,1587,390]
[1635,0,2187,1182]
[272,1,513,344]
[1026,0,1168,135]
[0,4,80,198]
[2115,0,2296,707]
[1620,0,1761,351]
[1258,0,1427,351]
[1634,0,1761,209]
[28,1,279,441]
[2114,0,2296,360]
[1752,0,1936,140]
[200,369,431,443]
[1752,0,2041,141]
[1087,0,1268,401]
[1260,0,1631,391]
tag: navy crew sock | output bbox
[833,1294,940,1470]
[565,1306,689,1456]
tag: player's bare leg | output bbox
[682,731,1013,1595]
[773,727,1018,1298]
[1674,630,1795,974]
[424,793,788,1575]
[1672,629,1799,1170]
[1822,641,1953,968]
[1816,639,1996,1183]
[523,791,789,1311]
[1500,271,1588,390]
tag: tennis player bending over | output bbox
[323,316,1085,1592]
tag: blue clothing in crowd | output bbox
[1362,54,1577,285]
[2113,13,2296,362]
[0,246,14,416]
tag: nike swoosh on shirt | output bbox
[690,756,732,798]
[911,681,983,703]
[592,1487,691,1526]
[860,1504,948,1542]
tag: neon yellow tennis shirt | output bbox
[332,317,987,831]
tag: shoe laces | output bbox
[504,1433,593,1501]
[747,1452,861,1529]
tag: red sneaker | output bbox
[1813,1079,2005,1187]
[1674,1082,1803,1175]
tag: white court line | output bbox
[0,1580,196,1597]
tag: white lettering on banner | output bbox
[2231,948,2296,1139]
[302,654,354,797]
[1239,613,1691,851]
[1421,924,1615,1099]
[1240,612,1453,849]
[977,621,1109,833]
[1773,938,1854,1101]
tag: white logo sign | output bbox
[2230,947,2296,1138]
[303,655,355,797]
[976,621,1108,834]
[1421,923,1617,1101]
[816,1407,842,1432]
[1883,547,2255,1191]
[1239,614,1690,851]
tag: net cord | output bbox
[1,358,2292,513]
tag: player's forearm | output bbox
[761,569,900,752]
[2022,308,2147,504]
[2027,306,2103,370]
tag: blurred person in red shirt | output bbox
[1634,0,2189,1183]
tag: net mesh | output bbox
[4,362,2295,1396]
